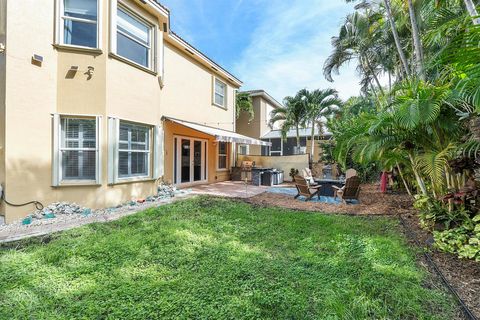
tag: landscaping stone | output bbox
[0,183,189,238]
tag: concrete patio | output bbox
[189,181,269,198]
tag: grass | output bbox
[0,196,455,319]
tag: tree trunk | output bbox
[310,120,316,162]
[464,0,480,25]
[364,57,385,96]
[383,0,411,77]
[296,125,300,150]
[396,162,413,196]
[407,0,425,80]
[408,152,428,196]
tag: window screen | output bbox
[63,0,98,48]
[118,122,150,178]
[60,118,97,180]
[214,79,226,107]
[218,141,227,169]
[117,7,152,68]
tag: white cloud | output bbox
[233,0,360,102]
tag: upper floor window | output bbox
[115,6,154,69]
[214,78,227,108]
[61,0,99,48]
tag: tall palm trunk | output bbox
[396,162,412,196]
[464,0,480,25]
[364,56,385,96]
[407,0,425,80]
[408,152,428,196]
[383,0,411,77]
[296,125,301,151]
[310,120,316,162]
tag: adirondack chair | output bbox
[302,168,317,185]
[345,168,357,180]
[333,176,361,204]
[294,175,321,201]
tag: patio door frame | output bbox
[173,135,208,186]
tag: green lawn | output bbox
[0,197,455,319]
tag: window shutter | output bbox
[52,114,60,186]
[108,117,119,184]
[96,116,102,184]
[153,124,164,179]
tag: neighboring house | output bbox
[236,90,283,156]
[260,127,332,161]
[0,0,267,223]
[235,90,331,161]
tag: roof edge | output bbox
[152,1,242,87]
[239,90,283,109]
[167,32,243,87]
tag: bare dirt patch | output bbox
[247,183,412,215]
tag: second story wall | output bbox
[161,42,236,131]
[237,95,277,139]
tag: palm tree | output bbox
[406,0,425,79]
[235,92,254,120]
[269,96,308,151]
[463,0,480,24]
[324,10,388,96]
[298,88,342,161]
[383,0,411,76]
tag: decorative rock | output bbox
[22,216,32,225]
[43,212,56,219]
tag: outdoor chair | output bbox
[333,176,361,204]
[302,168,317,185]
[345,168,358,180]
[294,175,321,201]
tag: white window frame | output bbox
[52,114,102,186]
[108,118,159,184]
[213,77,227,109]
[110,1,157,72]
[238,144,249,155]
[217,141,228,170]
[55,0,102,50]
[118,121,151,180]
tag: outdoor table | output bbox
[314,178,345,197]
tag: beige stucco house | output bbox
[0,0,267,223]
[236,90,331,162]
[236,90,283,156]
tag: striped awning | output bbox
[162,117,271,146]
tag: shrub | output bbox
[433,215,480,262]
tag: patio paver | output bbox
[189,181,269,198]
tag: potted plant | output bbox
[289,168,299,182]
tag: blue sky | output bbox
[160,0,359,102]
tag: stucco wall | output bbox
[3,0,58,222]
[161,43,236,132]
[163,121,231,185]
[1,0,238,223]
[236,96,275,156]
[237,154,309,180]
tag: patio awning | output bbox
[162,116,271,146]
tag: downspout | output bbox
[0,0,6,222]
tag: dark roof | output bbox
[261,127,332,139]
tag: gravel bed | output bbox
[0,184,192,241]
